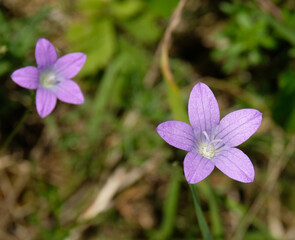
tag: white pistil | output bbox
[198,131,224,159]
[200,143,215,159]
[40,70,59,89]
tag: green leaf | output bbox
[267,15,295,46]
[0,61,11,76]
[76,0,105,18]
[111,0,144,20]
[278,68,295,93]
[147,0,179,17]
[67,19,116,76]
[87,53,127,143]
[122,13,161,45]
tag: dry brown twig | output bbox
[160,0,188,90]
[144,0,188,88]
[257,0,282,21]
[78,154,163,221]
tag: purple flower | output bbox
[157,82,262,184]
[11,38,86,118]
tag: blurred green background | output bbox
[0,0,295,239]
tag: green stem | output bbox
[0,103,32,154]
[189,184,214,240]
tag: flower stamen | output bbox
[198,131,224,159]
[40,71,59,88]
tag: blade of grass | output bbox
[198,181,224,239]
[88,54,127,144]
[189,184,214,240]
[152,167,181,240]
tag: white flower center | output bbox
[197,131,224,159]
[200,143,216,159]
[40,70,60,88]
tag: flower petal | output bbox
[11,66,39,89]
[54,53,86,79]
[55,80,84,104]
[35,38,57,68]
[36,88,57,118]
[215,109,262,147]
[188,82,220,134]
[214,148,255,183]
[157,121,195,151]
[183,151,215,184]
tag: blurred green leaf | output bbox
[39,225,69,240]
[147,0,179,17]
[67,19,116,75]
[76,0,106,18]
[87,53,126,143]
[267,15,295,46]
[111,0,144,19]
[0,61,11,76]
[278,68,295,92]
[236,13,252,29]
[122,13,161,45]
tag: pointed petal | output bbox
[54,53,86,79]
[215,109,262,147]
[11,66,39,89]
[157,121,195,151]
[183,151,215,184]
[188,82,220,134]
[214,148,255,183]
[36,88,57,118]
[35,38,57,68]
[55,80,84,104]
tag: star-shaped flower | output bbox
[11,38,86,118]
[157,82,262,184]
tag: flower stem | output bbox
[189,184,214,240]
[0,103,32,155]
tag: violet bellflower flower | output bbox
[11,38,86,118]
[157,82,262,184]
